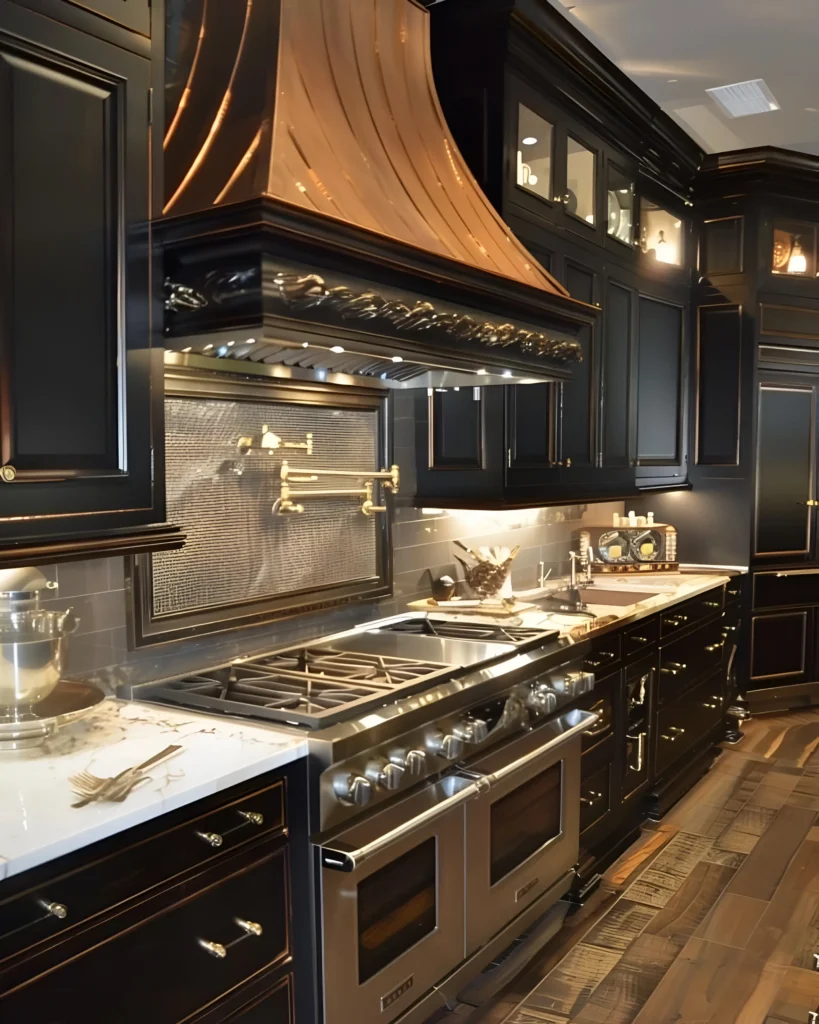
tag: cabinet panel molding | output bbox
[696,304,741,466]
[636,295,683,464]
[702,216,744,276]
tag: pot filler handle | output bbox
[321,709,599,872]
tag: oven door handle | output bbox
[320,775,491,872]
[484,709,599,784]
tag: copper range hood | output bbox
[159,0,597,388]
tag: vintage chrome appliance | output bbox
[137,612,598,1024]
[573,523,679,574]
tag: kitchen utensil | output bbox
[69,744,182,807]
[453,542,520,598]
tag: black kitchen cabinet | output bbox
[635,296,685,475]
[754,378,817,562]
[0,761,314,1024]
[0,1,179,566]
[61,0,152,36]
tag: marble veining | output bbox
[0,699,307,881]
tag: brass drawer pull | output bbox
[667,662,687,670]
[703,700,719,709]
[703,600,721,609]
[661,726,686,742]
[198,940,227,959]
[195,831,224,848]
[580,790,603,805]
[235,917,263,937]
[586,651,617,667]
[39,900,68,920]
[238,810,264,826]
[704,644,722,652]
[627,732,645,772]
[198,918,263,958]
[630,635,650,644]
[664,614,688,627]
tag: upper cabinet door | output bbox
[0,4,163,548]
[635,296,683,468]
[755,381,816,562]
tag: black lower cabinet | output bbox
[572,583,735,894]
[0,762,311,1024]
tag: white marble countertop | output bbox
[0,699,307,882]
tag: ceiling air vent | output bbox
[706,79,780,118]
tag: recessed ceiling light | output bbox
[806,107,819,113]
[706,79,780,118]
[476,368,488,375]
[203,343,213,351]
[667,79,678,84]
[246,338,256,344]
[302,342,309,348]
[521,136,537,145]
[181,347,192,353]
[331,345,345,353]
[227,340,235,347]
[502,371,513,378]
[391,355,403,363]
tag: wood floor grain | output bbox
[481,709,819,1024]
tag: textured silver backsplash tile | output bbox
[152,396,380,617]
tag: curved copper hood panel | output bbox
[163,0,568,298]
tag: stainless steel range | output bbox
[137,613,599,1024]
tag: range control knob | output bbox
[427,731,464,760]
[405,749,427,776]
[333,773,373,806]
[379,762,406,791]
[528,683,558,713]
[457,718,489,744]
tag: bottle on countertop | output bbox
[628,510,637,527]
[613,512,620,528]
[647,511,655,526]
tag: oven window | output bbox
[357,837,437,984]
[490,762,563,885]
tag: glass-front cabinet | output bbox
[640,198,684,267]
[772,219,816,277]
[607,164,635,246]
[516,104,554,203]
[566,135,596,227]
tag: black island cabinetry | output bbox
[412,0,701,510]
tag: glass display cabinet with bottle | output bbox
[565,135,596,227]
[772,220,816,277]
[516,104,554,204]
[640,198,684,267]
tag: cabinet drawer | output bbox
[753,569,819,610]
[0,846,290,1023]
[658,619,726,705]
[193,971,294,1023]
[660,589,725,636]
[0,778,285,964]
[624,617,660,657]
[584,634,622,672]
[656,675,724,776]
[580,757,613,835]
[576,670,619,754]
[726,576,742,604]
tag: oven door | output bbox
[463,708,596,954]
[316,775,481,1024]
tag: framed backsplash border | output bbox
[128,361,393,648]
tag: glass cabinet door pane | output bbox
[772,220,816,276]
[516,105,553,202]
[607,165,634,244]
[490,762,563,885]
[357,838,437,983]
[566,137,596,225]
[640,199,683,266]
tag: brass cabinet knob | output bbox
[195,830,224,848]
[238,810,264,826]
[198,939,227,959]
[235,918,263,937]
[39,900,68,920]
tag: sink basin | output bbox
[580,588,658,606]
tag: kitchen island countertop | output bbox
[0,699,307,881]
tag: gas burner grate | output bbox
[143,645,451,727]
[380,618,555,646]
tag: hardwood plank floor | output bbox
[471,710,819,1024]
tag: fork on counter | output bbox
[69,744,183,808]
